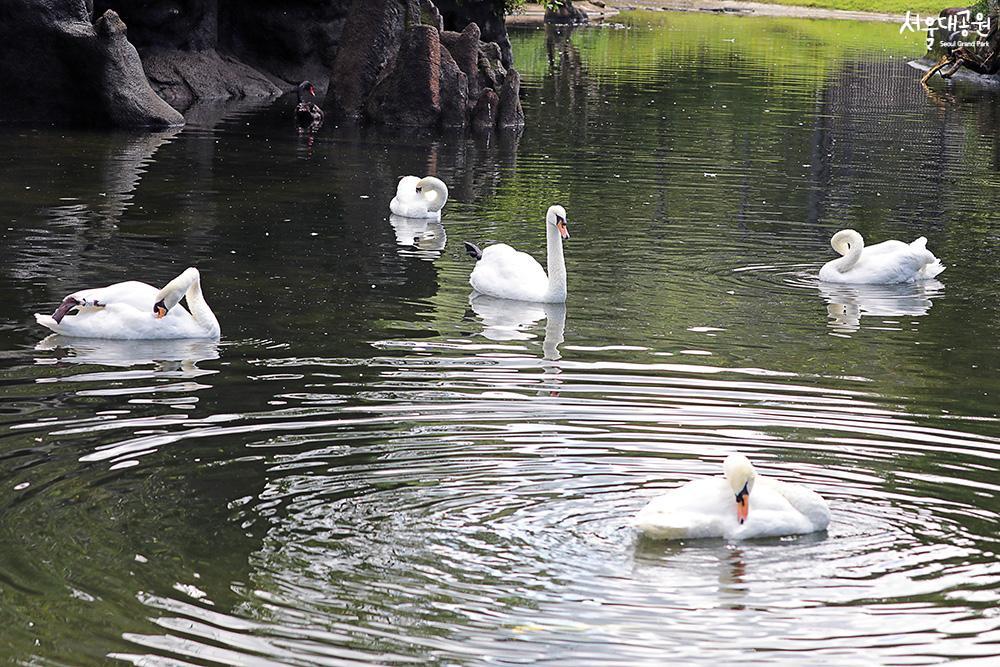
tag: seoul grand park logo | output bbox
[900,9,993,49]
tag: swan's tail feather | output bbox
[34,313,58,332]
[463,242,483,261]
[921,259,945,279]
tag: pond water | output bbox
[3,9,1000,665]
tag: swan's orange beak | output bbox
[154,300,167,319]
[735,482,750,524]
[736,495,749,524]
[556,218,569,240]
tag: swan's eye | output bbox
[735,482,749,502]
[847,243,851,249]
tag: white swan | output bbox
[464,205,569,303]
[633,453,830,540]
[818,229,944,284]
[34,267,220,340]
[389,176,449,219]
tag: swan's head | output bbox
[297,80,316,101]
[831,229,863,256]
[723,453,756,524]
[51,296,81,324]
[154,267,200,319]
[415,176,449,212]
[546,205,569,240]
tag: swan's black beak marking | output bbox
[556,216,570,240]
[52,297,80,324]
[154,299,168,319]
[415,186,422,193]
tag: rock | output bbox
[472,88,499,132]
[367,24,441,127]
[0,0,525,131]
[0,1,182,128]
[97,0,349,108]
[477,41,507,93]
[438,40,469,127]
[140,49,282,111]
[496,67,524,128]
[95,10,186,126]
[433,0,514,68]
[327,0,410,119]
[418,0,445,32]
[362,2,523,132]
[440,23,482,105]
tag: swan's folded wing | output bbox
[73,281,158,310]
[395,176,421,200]
[633,478,732,540]
[770,479,831,531]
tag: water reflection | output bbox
[34,334,220,371]
[469,293,566,360]
[820,280,944,332]
[388,213,448,258]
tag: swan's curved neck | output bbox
[835,235,864,273]
[184,277,220,337]
[545,223,567,302]
[423,182,448,212]
[158,270,220,336]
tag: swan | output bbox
[463,205,569,303]
[34,267,220,340]
[633,453,830,540]
[389,176,449,219]
[818,229,944,284]
[295,80,324,132]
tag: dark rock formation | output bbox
[0,1,182,127]
[327,0,410,120]
[367,25,444,127]
[434,0,513,68]
[332,0,523,132]
[92,0,351,110]
[1,0,523,131]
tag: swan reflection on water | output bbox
[819,280,944,332]
[388,214,447,259]
[35,334,220,376]
[469,293,566,361]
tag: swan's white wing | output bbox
[861,239,910,256]
[36,302,205,340]
[470,244,550,301]
[70,281,159,309]
[395,176,421,201]
[766,478,831,532]
[633,477,735,540]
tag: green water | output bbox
[2,10,999,665]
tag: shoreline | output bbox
[507,0,905,25]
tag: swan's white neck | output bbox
[544,222,567,302]
[158,269,220,337]
[423,181,448,212]
[834,234,864,273]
